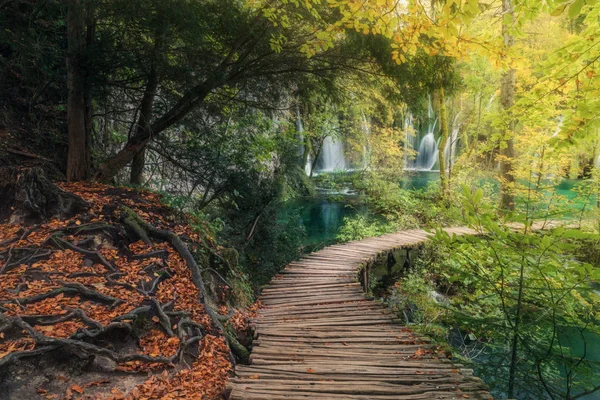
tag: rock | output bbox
[91,356,116,372]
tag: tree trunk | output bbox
[437,87,449,196]
[0,166,89,225]
[129,68,159,185]
[130,149,146,185]
[309,140,322,178]
[130,30,162,185]
[66,0,89,181]
[507,259,526,398]
[499,0,516,211]
[94,80,217,183]
[84,0,95,175]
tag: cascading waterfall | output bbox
[404,114,417,169]
[318,135,346,172]
[413,95,440,171]
[295,103,304,134]
[404,96,464,171]
[443,112,461,168]
[486,93,497,110]
[360,111,371,169]
[416,132,439,170]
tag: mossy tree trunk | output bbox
[499,0,516,211]
[437,87,449,197]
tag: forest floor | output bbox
[0,182,256,399]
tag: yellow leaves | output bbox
[391,50,406,64]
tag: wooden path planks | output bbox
[227,227,493,400]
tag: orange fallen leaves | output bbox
[0,182,233,399]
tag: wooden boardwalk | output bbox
[227,227,493,400]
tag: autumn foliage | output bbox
[0,182,253,399]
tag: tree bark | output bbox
[499,0,516,211]
[66,0,89,181]
[130,149,146,185]
[437,87,449,196]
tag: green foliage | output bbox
[428,186,600,399]
[235,207,306,287]
[336,213,394,242]
[353,172,462,228]
[388,273,448,340]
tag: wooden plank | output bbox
[227,227,493,400]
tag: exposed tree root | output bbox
[21,309,102,330]
[48,235,116,271]
[0,182,239,398]
[131,249,169,260]
[122,214,152,245]
[121,206,249,364]
[1,282,125,308]
[1,316,176,367]
[0,247,53,274]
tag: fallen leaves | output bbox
[70,384,83,394]
[0,182,232,399]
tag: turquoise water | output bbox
[559,326,600,400]
[290,172,596,246]
[279,196,367,248]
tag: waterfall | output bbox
[360,111,371,169]
[410,95,440,171]
[416,132,439,170]
[295,103,304,134]
[485,93,497,111]
[305,154,313,175]
[317,136,346,172]
[444,112,461,168]
[404,114,416,169]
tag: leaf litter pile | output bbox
[0,182,255,399]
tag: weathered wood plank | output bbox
[227,227,492,400]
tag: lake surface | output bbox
[285,171,596,246]
[279,195,367,248]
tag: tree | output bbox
[92,0,371,183]
[66,0,90,181]
[129,27,163,185]
[436,184,600,399]
[498,0,516,211]
[437,86,450,196]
